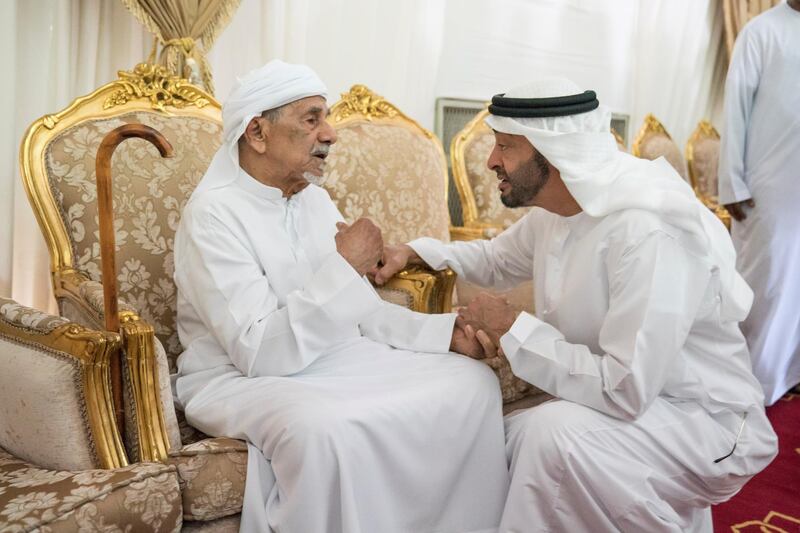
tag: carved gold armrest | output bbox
[0,298,127,468]
[377,266,456,314]
[53,268,171,463]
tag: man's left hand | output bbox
[450,317,499,359]
[459,292,518,339]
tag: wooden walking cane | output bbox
[95,124,174,432]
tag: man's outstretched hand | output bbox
[335,218,383,276]
[458,292,518,340]
[372,244,422,285]
[724,199,755,222]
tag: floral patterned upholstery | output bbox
[166,437,247,522]
[632,114,689,182]
[0,447,181,533]
[45,111,222,369]
[0,298,69,333]
[324,120,451,245]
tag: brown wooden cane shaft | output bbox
[95,124,173,433]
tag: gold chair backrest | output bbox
[451,108,531,232]
[323,85,451,245]
[685,120,721,200]
[20,63,223,370]
[632,114,689,182]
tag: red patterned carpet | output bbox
[712,392,800,532]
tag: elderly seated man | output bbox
[377,78,778,532]
[173,60,508,533]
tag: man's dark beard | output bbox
[500,151,550,208]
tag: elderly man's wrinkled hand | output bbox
[723,199,755,222]
[459,292,518,338]
[373,244,420,285]
[335,218,383,276]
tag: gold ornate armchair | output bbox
[20,63,246,530]
[449,108,535,315]
[323,84,458,312]
[686,120,731,229]
[632,114,690,182]
[20,67,454,531]
[0,297,183,532]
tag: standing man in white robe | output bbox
[718,0,800,405]
[173,60,509,533]
[377,78,778,532]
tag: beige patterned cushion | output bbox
[690,135,720,199]
[324,120,451,245]
[0,447,181,532]
[166,437,247,522]
[45,111,222,370]
[462,124,531,229]
[637,133,689,182]
[0,311,96,471]
[0,298,69,333]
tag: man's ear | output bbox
[242,116,269,154]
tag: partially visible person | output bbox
[173,60,508,533]
[377,77,778,532]
[718,0,800,405]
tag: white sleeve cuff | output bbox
[306,252,383,325]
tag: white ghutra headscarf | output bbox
[193,60,328,196]
[485,78,752,322]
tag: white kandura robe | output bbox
[718,2,800,405]
[411,207,778,532]
[173,173,509,533]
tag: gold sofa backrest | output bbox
[451,108,531,232]
[21,63,222,369]
[632,114,689,182]
[323,85,451,245]
[685,120,730,229]
[686,120,721,200]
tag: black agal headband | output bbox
[488,90,599,118]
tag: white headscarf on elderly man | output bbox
[485,78,752,322]
[192,59,328,196]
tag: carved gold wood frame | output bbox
[0,319,127,469]
[19,63,222,463]
[449,107,504,234]
[685,120,731,229]
[631,113,671,158]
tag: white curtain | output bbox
[1,0,727,311]
[0,0,151,312]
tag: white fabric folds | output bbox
[193,60,328,196]
[484,78,752,322]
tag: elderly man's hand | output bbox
[459,292,518,339]
[724,199,755,222]
[335,218,383,276]
[450,316,499,359]
[372,244,422,285]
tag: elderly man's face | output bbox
[260,95,337,182]
[487,131,550,208]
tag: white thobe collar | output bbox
[235,169,286,202]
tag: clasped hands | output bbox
[335,219,518,361]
